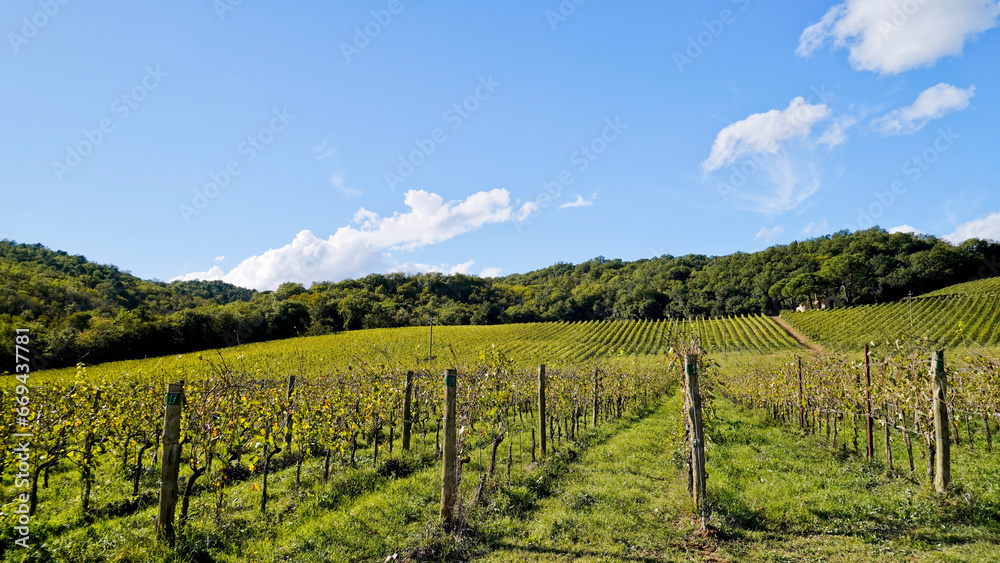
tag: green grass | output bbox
[708,398,1000,562]
[7,370,999,561]
[7,360,1000,563]
[474,395,695,562]
[474,393,1000,563]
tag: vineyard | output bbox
[718,344,1000,473]
[781,290,1000,350]
[3,311,1000,561]
[920,275,1000,298]
[22,315,802,386]
[0,320,718,562]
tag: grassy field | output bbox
[473,393,1000,562]
[5,292,1000,562]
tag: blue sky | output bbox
[2,0,998,290]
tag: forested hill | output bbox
[2,228,999,370]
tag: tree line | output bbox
[2,228,998,370]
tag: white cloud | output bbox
[214,255,225,263]
[796,0,1000,74]
[330,172,363,199]
[480,266,502,278]
[705,97,849,216]
[802,219,829,236]
[872,83,975,135]
[515,201,540,222]
[945,211,1000,243]
[702,97,835,172]
[889,224,924,235]
[392,260,477,276]
[755,225,785,243]
[173,189,514,290]
[312,135,337,160]
[558,194,596,209]
[817,116,857,147]
[723,152,824,216]
[173,266,226,282]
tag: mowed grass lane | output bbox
[477,395,1000,562]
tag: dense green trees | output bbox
[2,228,998,370]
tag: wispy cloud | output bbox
[802,219,829,236]
[796,0,1000,74]
[330,172,363,199]
[311,134,338,161]
[704,96,847,216]
[872,83,975,135]
[393,261,501,279]
[755,224,785,243]
[515,201,540,222]
[558,193,597,209]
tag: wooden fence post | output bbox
[932,351,950,493]
[592,368,600,427]
[538,365,547,459]
[284,375,296,459]
[865,344,874,461]
[797,357,805,428]
[684,355,706,522]
[156,381,184,544]
[440,369,458,528]
[402,371,414,451]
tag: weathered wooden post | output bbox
[284,375,296,459]
[865,344,874,461]
[156,381,184,544]
[932,350,950,493]
[797,357,805,428]
[684,355,706,520]
[538,365,547,459]
[402,371,414,451]
[440,369,458,528]
[592,368,600,427]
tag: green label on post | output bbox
[686,362,697,376]
[166,392,182,406]
[445,374,457,387]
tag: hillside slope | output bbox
[3,228,998,369]
[781,279,1000,350]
